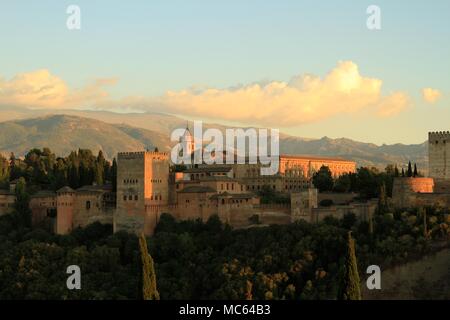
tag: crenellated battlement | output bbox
[118,150,169,160]
[429,131,450,141]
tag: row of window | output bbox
[185,198,249,204]
[123,179,139,184]
[219,183,243,191]
[123,195,139,201]
[122,195,163,201]
[123,179,164,184]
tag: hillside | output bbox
[0,115,156,159]
[0,114,428,170]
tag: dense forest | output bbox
[0,208,449,300]
[0,148,449,300]
[0,148,117,192]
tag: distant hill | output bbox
[0,114,428,171]
[0,115,156,159]
[279,136,427,170]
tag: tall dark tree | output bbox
[407,161,413,177]
[68,163,80,189]
[111,158,117,192]
[95,151,106,186]
[337,232,361,300]
[378,182,388,214]
[312,166,334,192]
[14,177,31,228]
[413,164,418,177]
[394,165,400,177]
[356,167,379,199]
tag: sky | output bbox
[0,0,449,144]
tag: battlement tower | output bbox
[429,131,450,180]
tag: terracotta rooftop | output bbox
[280,154,355,162]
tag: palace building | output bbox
[2,127,359,235]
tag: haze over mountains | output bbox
[0,109,428,170]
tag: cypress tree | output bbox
[401,168,405,177]
[338,231,361,300]
[394,165,399,177]
[14,177,31,228]
[413,164,418,177]
[139,233,160,300]
[111,158,117,192]
[245,280,253,300]
[407,161,413,177]
[378,183,387,214]
[368,214,374,235]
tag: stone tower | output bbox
[115,151,170,234]
[429,131,450,180]
[179,124,196,165]
[56,186,75,235]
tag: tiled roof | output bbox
[57,186,75,193]
[280,154,354,162]
[76,185,112,193]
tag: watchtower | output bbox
[429,131,450,180]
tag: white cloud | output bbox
[111,61,409,127]
[1,62,411,127]
[422,87,441,104]
[0,69,116,109]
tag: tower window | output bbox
[86,201,91,210]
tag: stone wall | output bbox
[318,192,358,205]
[392,177,435,208]
[72,192,113,229]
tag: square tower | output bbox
[429,131,450,180]
[115,151,169,234]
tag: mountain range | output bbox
[0,110,428,171]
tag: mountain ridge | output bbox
[0,113,428,170]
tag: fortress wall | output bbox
[392,177,435,208]
[318,192,358,205]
